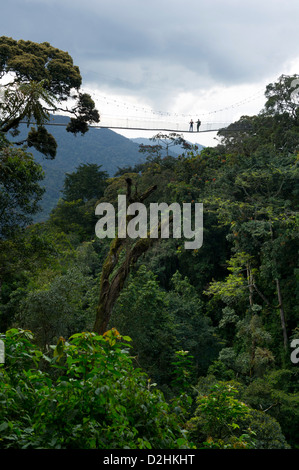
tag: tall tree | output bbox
[93,179,161,334]
[0,37,100,158]
[263,73,299,118]
[138,132,192,161]
[62,163,108,203]
[0,135,44,239]
[218,74,299,156]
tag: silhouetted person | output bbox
[196,119,201,132]
[189,119,193,131]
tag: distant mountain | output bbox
[13,115,145,221]
[12,116,205,222]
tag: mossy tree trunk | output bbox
[93,179,161,335]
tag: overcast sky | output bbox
[1,0,299,145]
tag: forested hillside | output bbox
[12,115,144,221]
[0,37,298,451]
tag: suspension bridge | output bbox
[22,116,232,134]
[92,116,231,133]
[87,87,265,134]
[18,88,264,134]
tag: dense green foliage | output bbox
[0,37,99,158]
[0,71,298,449]
[0,134,45,239]
[62,163,108,203]
[13,115,144,221]
[0,328,190,449]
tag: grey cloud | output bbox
[1,0,299,110]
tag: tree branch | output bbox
[93,180,161,335]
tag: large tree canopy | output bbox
[0,37,100,158]
[264,73,299,118]
[0,134,45,239]
[217,74,299,156]
[62,163,109,203]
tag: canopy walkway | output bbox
[88,88,265,133]
[95,116,231,133]
[20,117,231,133]
[14,87,265,134]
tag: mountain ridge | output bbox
[12,115,203,221]
[13,115,144,221]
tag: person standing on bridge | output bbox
[196,119,201,132]
[189,119,194,131]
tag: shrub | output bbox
[187,382,255,448]
[0,328,191,449]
